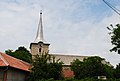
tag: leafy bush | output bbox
[27,54,63,81]
[34,78,120,81]
[71,56,113,79]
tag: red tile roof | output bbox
[0,52,30,72]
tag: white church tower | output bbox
[30,11,50,56]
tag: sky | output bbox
[0,0,120,67]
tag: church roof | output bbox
[50,54,112,67]
[50,54,88,65]
[0,52,30,72]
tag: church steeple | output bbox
[30,11,50,56]
[35,10,44,43]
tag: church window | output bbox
[39,48,41,53]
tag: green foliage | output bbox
[71,56,113,79]
[107,24,120,54]
[5,46,32,63]
[5,49,15,57]
[28,54,63,81]
[32,78,120,81]
[103,64,114,78]
[79,77,98,81]
[114,63,120,79]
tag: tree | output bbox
[114,63,120,79]
[5,49,15,57]
[107,24,120,54]
[28,53,63,81]
[70,59,83,79]
[5,46,32,63]
[71,56,113,79]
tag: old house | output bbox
[0,52,30,81]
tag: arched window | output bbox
[39,48,41,53]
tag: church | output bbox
[30,11,84,78]
[30,11,89,66]
[30,11,112,78]
[0,11,112,81]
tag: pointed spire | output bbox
[34,10,44,43]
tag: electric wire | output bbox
[103,0,120,15]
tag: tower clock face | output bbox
[39,44,42,47]
[38,41,43,47]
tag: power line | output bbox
[107,1,120,12]
[103,0,120,15]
